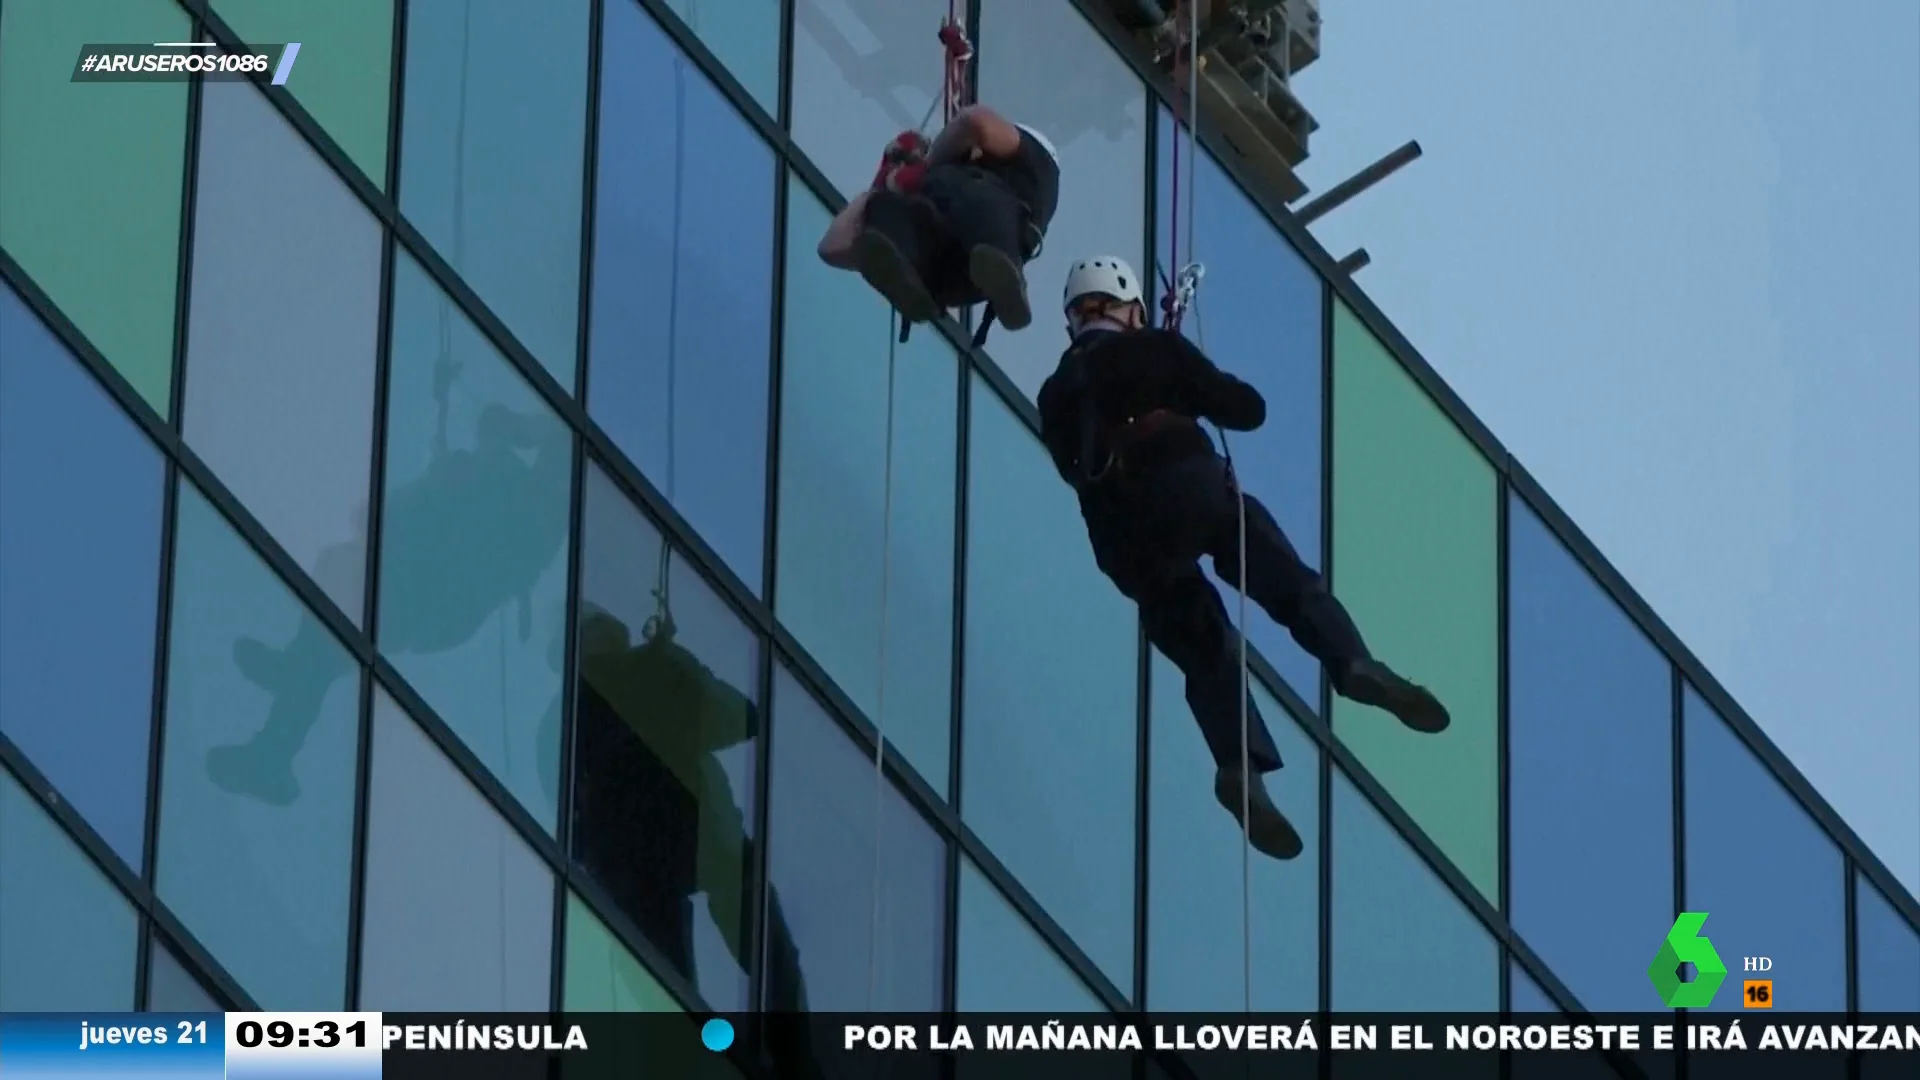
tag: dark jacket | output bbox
[1036,327,1266,492]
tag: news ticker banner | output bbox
[0,1012,1916,1079]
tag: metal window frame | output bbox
[0,0,1911,1058]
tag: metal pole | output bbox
[1295,139,1422,224]
[1336,248,1370,275]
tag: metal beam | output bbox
[1296,139,1421,224]
[1336,248,1370,274]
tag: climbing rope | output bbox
[646,59,691,643]
[869,0,972,1011]
[867,313,903,1008]
[1162,0,1255,1016]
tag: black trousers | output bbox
[862,164,1028,307]
[1093,454,1374,775]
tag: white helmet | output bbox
[1062,256,1144,312]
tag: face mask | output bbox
[1068,314,1129,338]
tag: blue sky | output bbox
[1293,0,1919,893]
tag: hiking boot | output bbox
[1339,658,1451,733]
[853,230,941,324]
[968,244,1033,330]
[1214,766,1304,860]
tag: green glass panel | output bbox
[210,0,394,186]
[0,771,139,1011]
[1330,302,1500,903]
[0,0,189,415]
[560,893,745,1078]
[563,893,680,1012]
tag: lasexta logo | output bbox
[1647,912,1727,1007]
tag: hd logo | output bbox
[1647,912,1728,1007]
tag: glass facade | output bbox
[1,0,1914,1063]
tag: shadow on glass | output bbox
[203,353,568,812]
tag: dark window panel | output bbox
[569,462,761,1012]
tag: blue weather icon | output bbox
[701,1018,735,1052]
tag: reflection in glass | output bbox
[207,253,574,835]
[158,482,358,1009]
[563,465,797,1021]
[789,0,949,201]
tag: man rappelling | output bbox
[816,20,1060,344]
[1036,256,1451,860]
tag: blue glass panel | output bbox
[955,858,1103,1012]
[1508,495,1673,1010]
[1684,685,1847,1011]
[588,1,772,589]
[183,80,381,623]
[358,689,553,1009]
[776,176,958,793]
[157,481,359,1009]
[379,251,573,831]
[0,770,139,1010]
[0,282,164,869]
[399,0,590,386]
[1154,106,1324,708]
[1148,651,1318,1011]
[1855,871,1920,1011]
[1330,771,1499,1011]
[961,371,1137,990]
[766,665,945,1010]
